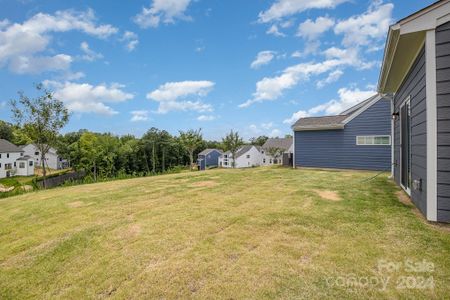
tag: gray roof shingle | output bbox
[262,138,293,151]
[198,148,223,156]
[292,94,381,130]
[0,139,23,153]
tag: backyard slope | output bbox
[1,167,449,299]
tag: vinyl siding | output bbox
[393,46,427,216]
[294,98,391,171]
[436,21,450,222]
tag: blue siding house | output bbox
[197,149,222,171]
[377,0,450,223]
[292,95,392,171]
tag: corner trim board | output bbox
[425,30,437,222]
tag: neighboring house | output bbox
[219,145,262,168]
[0,139,34,178]
[197,148,223,170]
[292,94,392,171]
[261,138,293,166]
[21,144,68,170]
[377,0,450,222]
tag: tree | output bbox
[250,135,269,147]
[222,130,243,168]
[0,121,14,141]
[179,129,203,171]
[10,84,69,188]
[266,147,283,164]
[79,132,100,181]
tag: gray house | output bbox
[378,0,450,222]
[261,137,293,167]
[292,95,392,171]
[197,149,222,171]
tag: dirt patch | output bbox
[67,201,86,208]
[313,189,341,201]
[396,191,413,206]
[189,181,218,188]
[127,224,141,237]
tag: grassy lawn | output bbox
[0,167,449,299]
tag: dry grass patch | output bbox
[312,189,341,201]
[189,181,218,188]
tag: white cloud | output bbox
[283,110,310,124]
[0,19,10,29]
[0,9,117,74]
[266,24,286,37]
[130,110,149,122]
[258,0,348,23]
[134,0,193,28]
[147,80,214,114]
[291,51,302,58]
[323,47,376,70]
[9,54,72,74]
[316,69,343,88]
[197,115,215,121]
[334,2,393,47]
[44,81,134,115]
[248,122,283,137]
[309,87,376,115]
[297,16,334,40]
[120,31,139,52]
[80,42,103,61]
[251,51,276,69]
[240,58,345,108]
[283,86,376,124]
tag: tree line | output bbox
[0,85,293,185]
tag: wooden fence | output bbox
[36,171,86,189]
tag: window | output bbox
[13,162,16,167]
[246,155,250,159]
[0,154,2,158]
[19,162,25,168]
[5,163,12,170]
[20,152,23,156]
[35,151,39,156]
[29,161,33,166]
[263,159,266,163]
[0,163,2,168]
[356,136,391,145]
[6,153,9,158]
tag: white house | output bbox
[0,139,34,178]
[219,145,262,168]
[260,137,293,166]
[21,144,67,170]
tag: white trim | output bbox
[400,96,411,196]
[356,135,391,146]
[342,95,382,125]
[425,30,437,222]
[391,98,395,178]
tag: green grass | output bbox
[0,167,449,299]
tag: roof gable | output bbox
[262,138,293,151]
[378,0,450,93]
[198,148,222,156]
[292,94,385,131]
[0,139,23,153]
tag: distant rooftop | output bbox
[292,95,381,131]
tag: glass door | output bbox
[400,98,411,194]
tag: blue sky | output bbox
[0,0,434,140]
